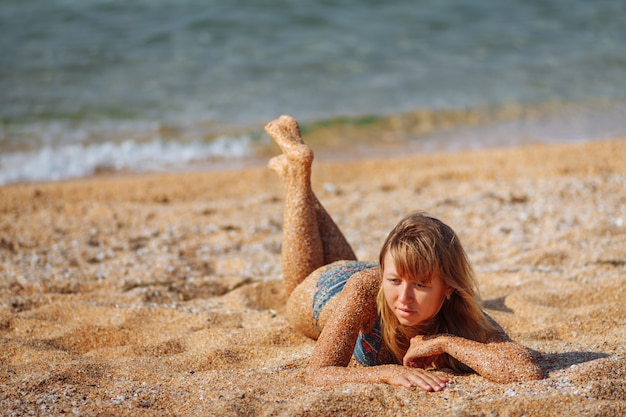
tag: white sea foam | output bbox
[0,135,255,185]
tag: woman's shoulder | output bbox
[312,260,380,318]
[342,262,382,300]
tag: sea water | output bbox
[1,0,625,184]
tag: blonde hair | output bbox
[376,212,500,371]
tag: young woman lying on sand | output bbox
[265,115,543,391]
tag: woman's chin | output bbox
[395,314,422,327]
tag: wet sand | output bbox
[1,138,625,416]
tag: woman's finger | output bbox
[407,370,448,391]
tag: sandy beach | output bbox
[1,138,625,416]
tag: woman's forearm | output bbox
[443,336,543,383]
[305,365,391,386]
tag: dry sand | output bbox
[1,139,625,416]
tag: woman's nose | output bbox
[398,283,414,302]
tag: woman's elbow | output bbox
[482,346,544,383]
[499,352,544,383]
[509,345,544,381]
[517,363,544,382]
[515,348,544,382]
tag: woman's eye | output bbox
[413,282,426,288]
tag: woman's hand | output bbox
[381,365,448,391]
[403,335,448,368]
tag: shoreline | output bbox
[3,131,625,190]
[1,138,625,415]
[2,99,626,187]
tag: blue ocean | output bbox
[1,0,625,184]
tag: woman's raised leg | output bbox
[265,115,356,296]
[312,194,357,264]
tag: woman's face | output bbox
[382,251,452,327]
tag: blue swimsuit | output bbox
[311,260,383,366]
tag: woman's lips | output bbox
[396,307,416,317]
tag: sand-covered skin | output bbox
[1,139,625,416]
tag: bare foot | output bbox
[265,115,314,165]
[265,115,304,150]
[265,114,316,190]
